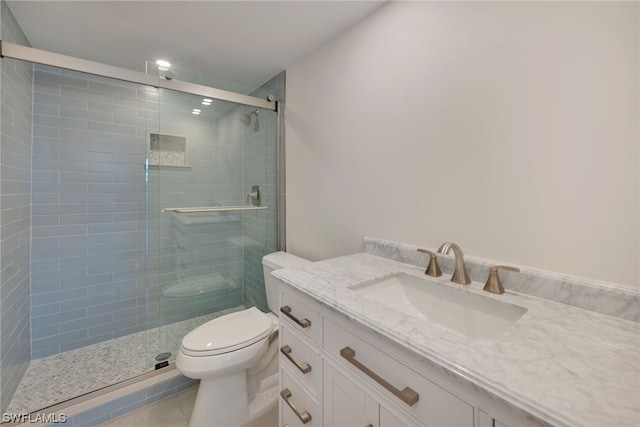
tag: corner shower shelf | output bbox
[162,206,269,213]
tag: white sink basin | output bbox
[350,273,527,342]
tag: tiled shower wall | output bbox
[242,72,285,311]
[147,90,245,327]
[30,66,155,359]
[0,2,33,413]
[30,68,245,359]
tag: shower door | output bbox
[145,88,277,365]
[0,40,281,414]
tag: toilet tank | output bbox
[262,251,311,313]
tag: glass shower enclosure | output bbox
[147,89,278,367]
[0,40,281,415]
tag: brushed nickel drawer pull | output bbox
[280,305,311,328]
[340,346,419,407]
[281,345,312,374]
[280,388,312,424]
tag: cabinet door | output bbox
[323,318,473,427]
[324,362,378,427]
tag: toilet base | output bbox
[187,371,278,427]
[189,371,246,427]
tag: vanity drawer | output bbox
[323,318,474,427]
[280,290,319,343]
[281,367,320,427]
[280,325,320,397]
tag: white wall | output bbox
[285,1,639,288]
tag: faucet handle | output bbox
[417,249,442,277]
[483,265,520,294]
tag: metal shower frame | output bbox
[0,40,283,250]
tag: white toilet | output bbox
[176,251,311,427]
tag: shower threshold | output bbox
[6,306,244,415]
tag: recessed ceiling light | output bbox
[192,111,201,115]
[202,101,211,106]
[203,98,212,103]
[156,59,171,68]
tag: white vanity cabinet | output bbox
[279,285,534,427]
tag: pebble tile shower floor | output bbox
[7,306,244,414]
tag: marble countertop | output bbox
[273,252,640,427]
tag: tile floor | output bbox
[99,386,278,427]
[7,307,244,414]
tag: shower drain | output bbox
[155,352,171,362]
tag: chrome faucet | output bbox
[437,242,471,285]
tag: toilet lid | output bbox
[181,307,274,355]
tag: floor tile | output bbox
[241,406,278,427]
[100,395,184,427]
[100,390,278,427]
[177,387,198,416]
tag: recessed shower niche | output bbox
[149,133,188,167]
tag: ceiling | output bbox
[7,1,386,93]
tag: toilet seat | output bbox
[181,307,274,357]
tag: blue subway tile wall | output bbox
[30,70,248,359]
[0,1,33,413]
[146,89,245,335]
[30,65,154,359]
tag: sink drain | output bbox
[155,352,171,362]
